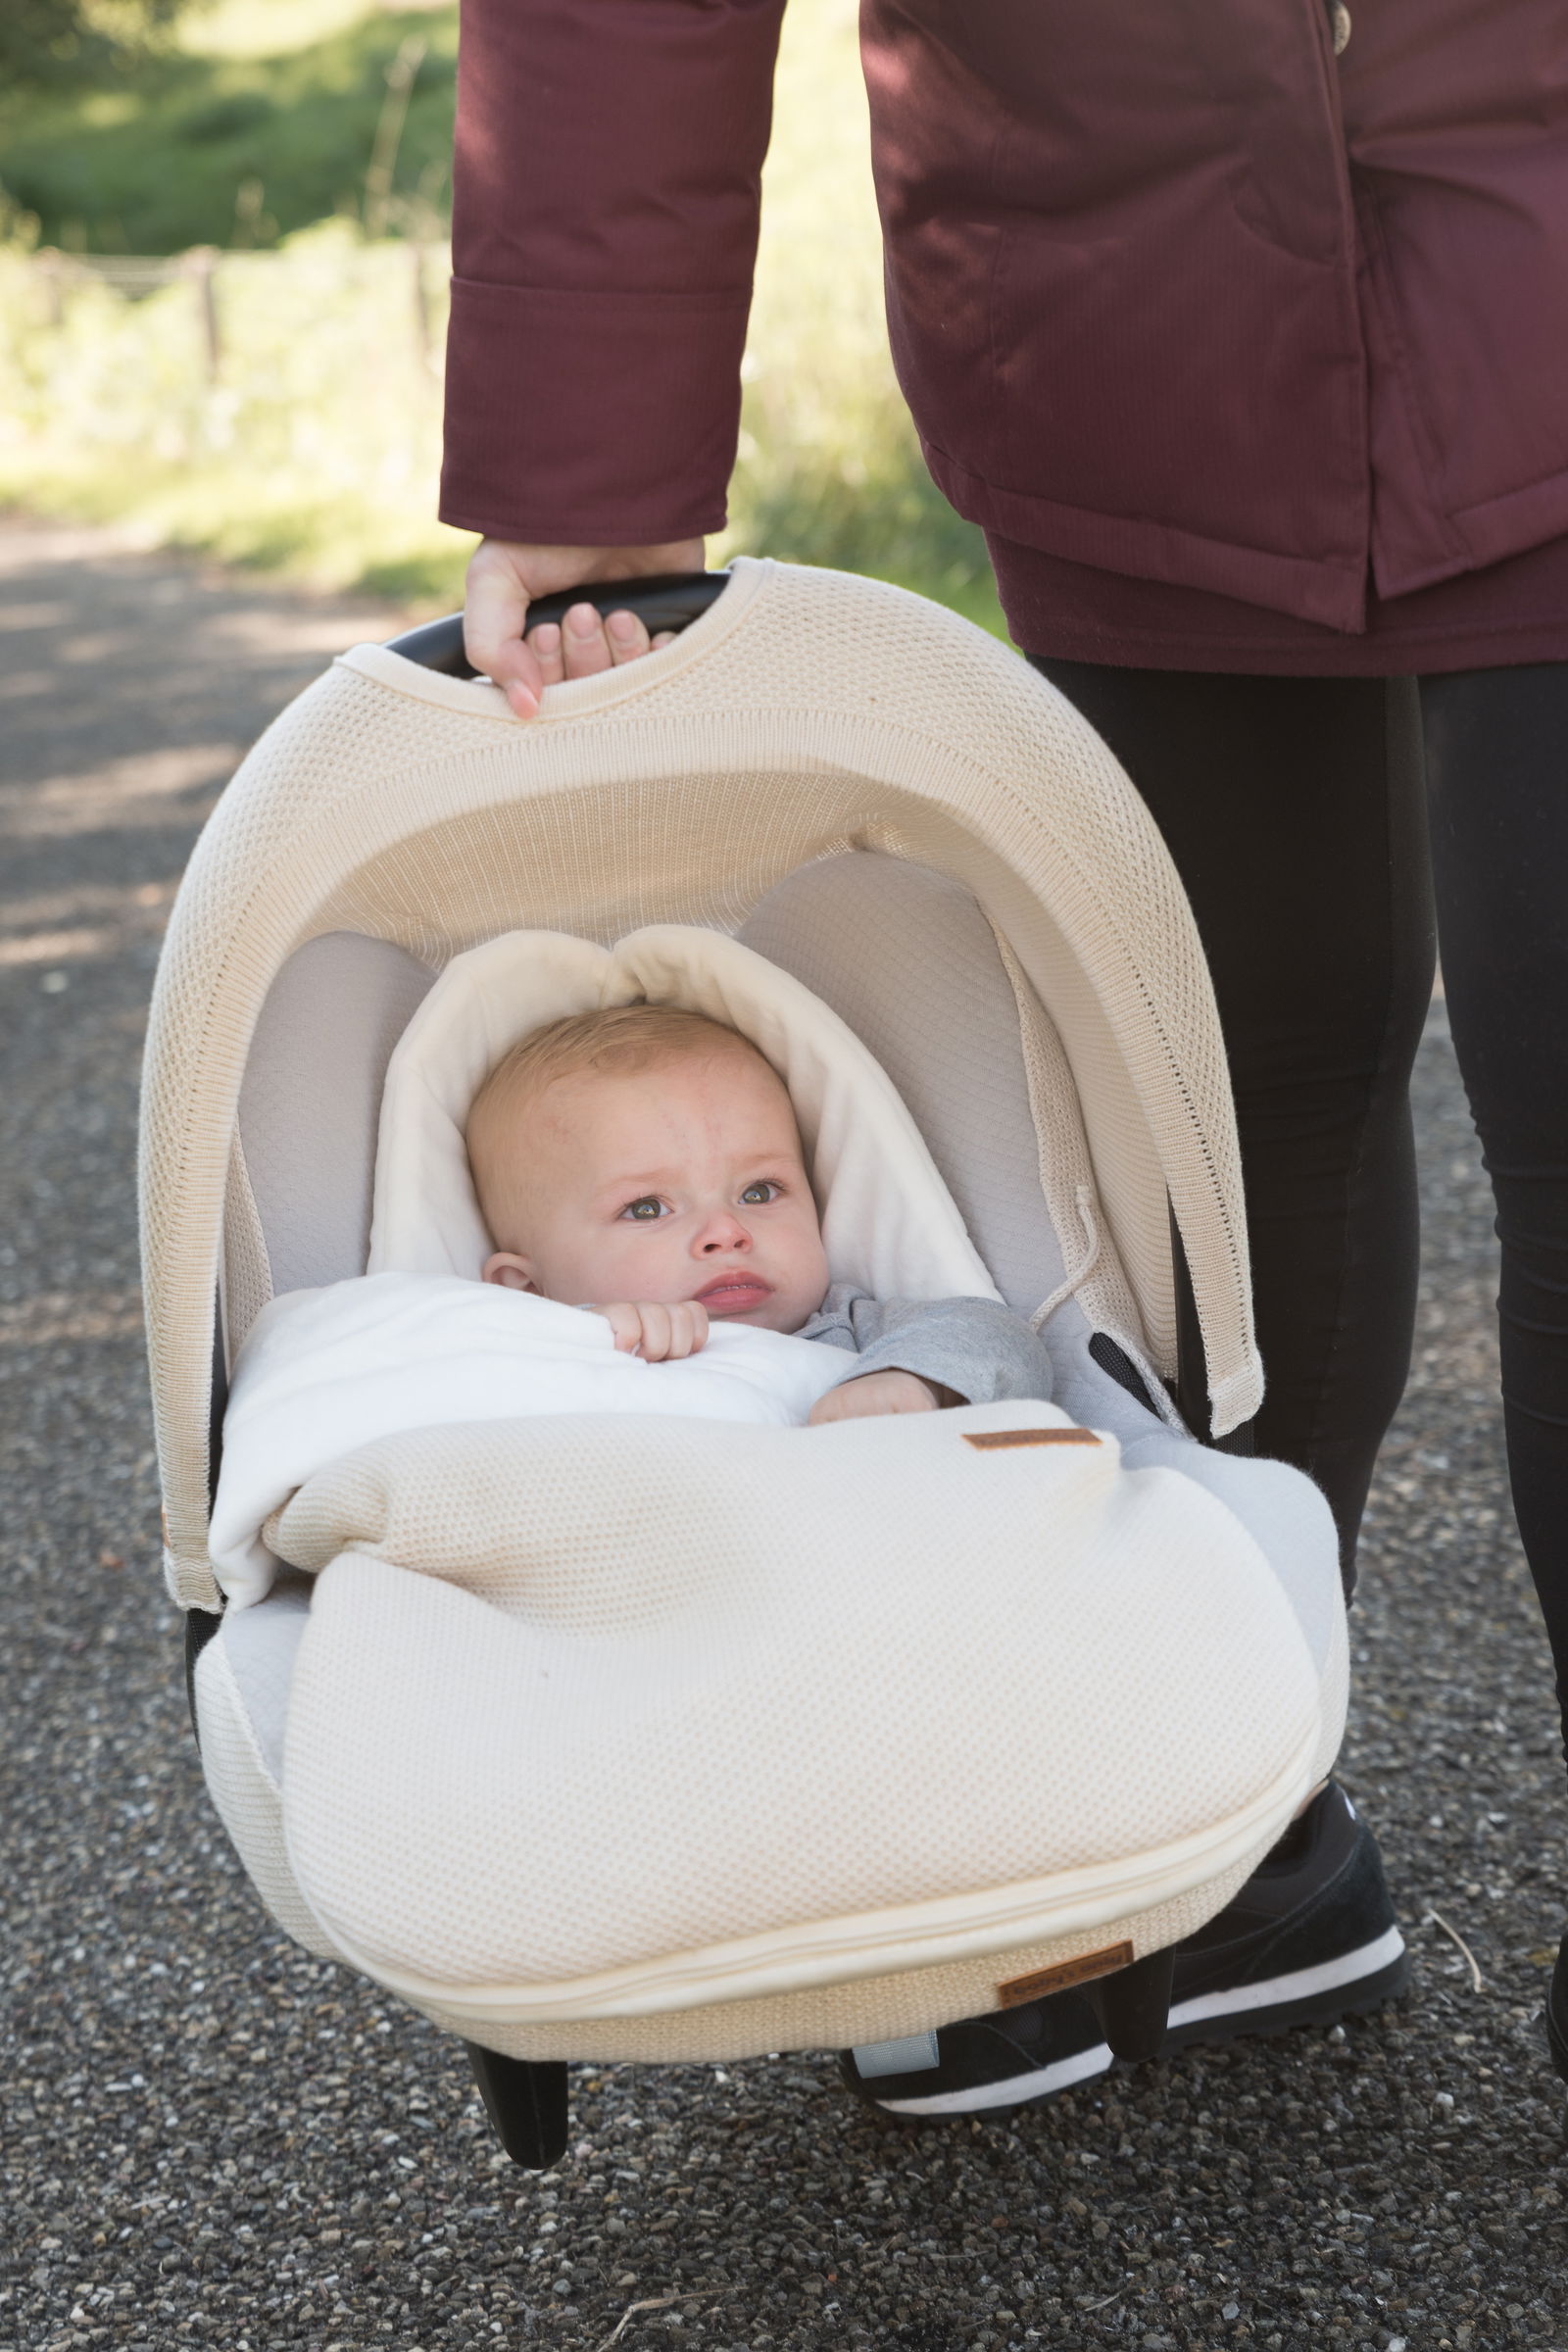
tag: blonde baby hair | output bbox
[466,1003,776,1240]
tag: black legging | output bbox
[1030,662,1568,1734]
[1423,667,1568,1701]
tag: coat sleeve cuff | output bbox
[439,278,751,545]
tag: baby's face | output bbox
[476,1042,830,1335]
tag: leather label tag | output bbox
[963,1427,1100,1451]
[997,1941,1134,2006]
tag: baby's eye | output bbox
[620,1197,667,1221]
[739,1181,780,1206]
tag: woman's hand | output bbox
[808,1370,944,1425]
[464,538,705,717]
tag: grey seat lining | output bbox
[237,931,435,1297]
[218,1573,313,1785]
[739,855,1069,1318]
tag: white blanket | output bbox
[211,1271,852,1606]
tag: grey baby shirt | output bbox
[798,1282,1054,1405]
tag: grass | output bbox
[0,3,456,253]
[0,0,1006,634]
[734,0,1004,634]
[0,220,465,597]
[179,0,413,59]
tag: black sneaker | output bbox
[841,1783,1409,2118]
[840,1991,1114,2119]
[1545,1936,1568,2084]
[1163,1780,1409,2047]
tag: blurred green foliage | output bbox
[0,0,1005,636]
[0,221,467,595]
[1,0,193,99]
[0,5,455,251]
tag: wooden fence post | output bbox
[411,234,434,371]
[365,36,427,241]
[184,247,221,383]
[34,249,66,328]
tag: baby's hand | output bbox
[808,1369,942,1425]
[593,1300,710,1361]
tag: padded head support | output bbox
[233,857,1079,1336]
[367,924,1001,1305]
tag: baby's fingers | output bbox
[629,1301,672,1360]
[808,1370,937,1424]
[808,1386,853,1426]
[664,1300,709,1358]
[596,1302,643,1353]
[625,1301,707,1360]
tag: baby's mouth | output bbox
[695,1272,774,1316]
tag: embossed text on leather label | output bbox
[997,1941,1134,2006]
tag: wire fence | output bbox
[26,233,444,382]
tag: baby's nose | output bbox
[698,1211,751,1252]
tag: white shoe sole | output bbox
[864,1923,1408,2116]
[871,2034,1114,2117]
[1164,1922,1408,2039]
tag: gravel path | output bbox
[3,515,1566,2352]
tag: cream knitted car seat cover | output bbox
[271,1404,1335,2055]
[249,924,1337,2044]
[150,563,1348,2062]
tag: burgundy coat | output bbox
[441,0,1568,653]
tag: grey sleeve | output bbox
[795,1281,865,1358]
[822,1291,1055,1405]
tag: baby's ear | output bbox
[481,1251,536,1292]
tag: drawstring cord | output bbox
[1029,1185,1101,1332]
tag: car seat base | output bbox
[466,2043,569,2170]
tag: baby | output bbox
[465,1004,1054,1425]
